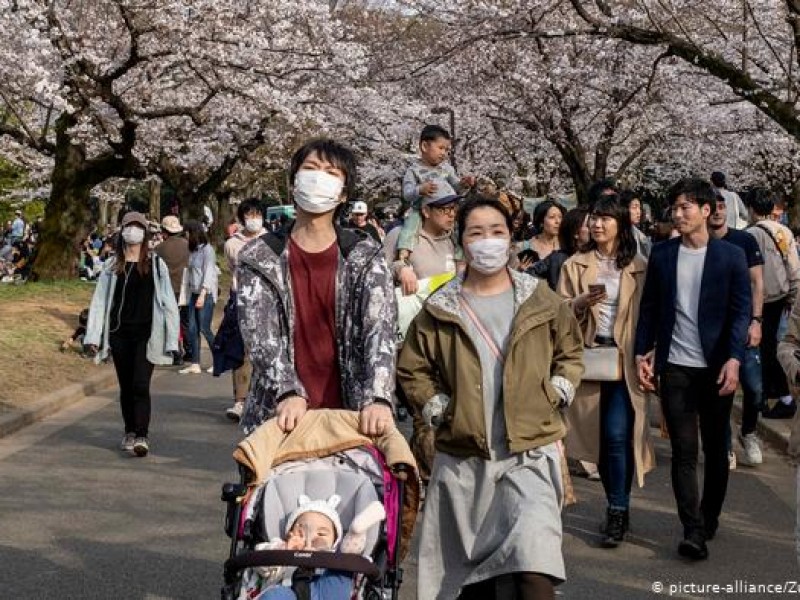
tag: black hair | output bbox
[588,178,618,208]
[618,189,641,209]
[79,308,89,326]
[511,209,532,242]
[532,200,566,233]
[711,171,727,188]
[288,138,357,200]
[666,178,717,214]
[237,198,265,224]
[586,195,638,270]
[184,219,208,252]
[456,197,513,248]
[558,207,590,256]
[420,124,451,144]
[745,187,776,218]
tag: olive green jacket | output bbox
[397,270,584,459]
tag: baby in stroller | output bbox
[249,493,386,599]
[222,409,420,600]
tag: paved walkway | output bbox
[0,369,798,598]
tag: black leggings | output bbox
[110,334,154,437]
[458,573,556,600]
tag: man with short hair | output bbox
[384,183,461,484]
[745,188,800,419]
[711,171,749,229]
[237,139,396,436]
[385,182,460,297]
[348,200,382,242]
[708,193,766,467]
[636,178,750,561]
[221,198,267,422]
[155,215,191,365]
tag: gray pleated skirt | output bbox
[417,442,565,600]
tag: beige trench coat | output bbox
[557,251,655,487]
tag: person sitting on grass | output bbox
[61,308,90,355]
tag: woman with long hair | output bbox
[525,207,590,291]
[528,200,566,260]
[557,196,655,547]
[180,220,219,374]
[85,212,179,456]
[399,197,583,600]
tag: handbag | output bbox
[582,345,623,381]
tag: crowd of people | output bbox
[78,125,800,600]
[1,209,39,283]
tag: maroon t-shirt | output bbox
[288,237,343,409]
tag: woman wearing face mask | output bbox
[236,138,396,437]
[179,220,219,374]
[398,197,583,600]
[85,212,180,457]
[557,195,654,548]
[218,198,267,421]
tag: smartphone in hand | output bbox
[588,283,606,295]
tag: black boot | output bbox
[601,507,628,548]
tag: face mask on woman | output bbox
[244,218,263,234]
[121,226,145,245]
[293,170,344,214]
[467,237,510,275]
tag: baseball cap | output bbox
[161,215,183,234]
[120,211,148,229]
[421,180,462,208]
[351,201,368,215]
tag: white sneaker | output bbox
[179,363,202,374]
[226,401,244,422]
[206,366,214,374]
[728,450,737,470]
[120,433,135,452]
[133,437,149,457]
[739,432,763,466]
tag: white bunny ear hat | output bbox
[284,494,344,547]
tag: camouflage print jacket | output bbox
[236,225,397,434]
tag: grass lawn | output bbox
[0,280,107,408]
[0,263,232,409]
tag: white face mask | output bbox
[121,226,145,245]
[467,237,510,275]
[244,218,263,234]
[293,170,345,214]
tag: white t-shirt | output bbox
[668,245,708,367]
[595,254,621,338]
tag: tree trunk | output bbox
[33,114,94,280]
[148,178,161,223]
[35,179,93,280]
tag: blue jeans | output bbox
[187,293,215,364]
[726,347,764,450]
[598,380,635,511]
[257,571,352,600]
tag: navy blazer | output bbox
[634,237,751,375]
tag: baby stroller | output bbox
[221,409,420,600]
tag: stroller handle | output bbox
[224,549,381,584]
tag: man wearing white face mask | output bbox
[236,139,397,437]
[398,197,583,600]
[219,198,267,422]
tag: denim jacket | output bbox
[85,255,180,366]
[236,225,397,434]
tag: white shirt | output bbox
[669,245,708,367]
[595,254,621,338]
